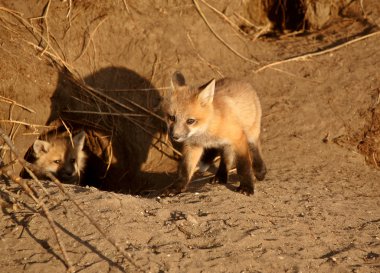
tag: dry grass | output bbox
[0,4,171,271]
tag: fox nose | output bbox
[58,166,77,181]
[172,135,179,141]
[170,132,180,141]
[60,170,76,179]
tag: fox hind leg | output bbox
[249,141,266,181]
[213,145,234,184]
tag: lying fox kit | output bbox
[162,72,266,195]
[23,131,87,184]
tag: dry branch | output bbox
[29,0,52,57]
[1,6,178,160]
[0,95,36,113]
[0,129,75,272]
[254,31,380,73]
[0,6,75,73]
[5,171,75,273]
[0,120,55,129]
[75,15,108,61]
[187,32,224,77]
[199,0,247,37]
[0,128,144,272]
[192,0,259,65]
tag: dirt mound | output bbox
[0,0,379,272]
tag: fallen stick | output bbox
[192,0,259,64]
[0,128,144,272]
[254,30,380,73]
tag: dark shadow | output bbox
[267,0,306,31]
[0,184,126,272]
[0,186,66,266]
[54,221,126,272]
[45,67,178,194]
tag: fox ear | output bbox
[171,71,186,90]
[33,140,51,157]
[72,131,86,151]
[198,79,215,106]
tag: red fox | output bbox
[162,72,266,195]
[21,131,87,184]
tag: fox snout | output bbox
[169,129,186,142]
[57,165,79,183]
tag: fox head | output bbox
[32,131,87,183]
[162,72,216,143]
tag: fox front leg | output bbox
[170,145,204,194]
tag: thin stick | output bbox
[187,32,224,77]
[0,7,75,73]
[254,31,380,73]
[192,0,258,64]
[21,165,51,197]
[372,152,379,169]
[0,95,36,113]
[151,54,159,84]
[0,128,143,272]
[62,110,147,117]
[75,15,107,61]
[59,118,75,149]
[127,117,182,157]
[29,0,52,56]
[233,12,260,29]
[66,0,73,19]
[122,0,131,14]
[360,0,366,16]
[26,41,75,74]
[98,86,170,92]
[122,96,166,122]
[0,120,54,129]
[67,93,181,157]
[199,0,246,36]
[1,171,74,273]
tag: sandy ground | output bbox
[0,1,380,272]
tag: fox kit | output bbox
[21,131,87,184]
[162,72,266,195]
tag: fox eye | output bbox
[186,118,196,125]
[168,115,176,122]
[70,158,76,164]
[53,159,61,164]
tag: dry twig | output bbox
[187,32,224,77]
[0,95,35,113]
[254,31,380,73]
[75,15,108,61]
[122,0,131,14]
[0,128,144,272]
[0,129,75,273]
[192,0,258,64]
[199,0,247,37]
[29,0,52,56]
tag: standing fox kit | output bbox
[22,131,87,184]
[162,72,266,195]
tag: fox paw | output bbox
[254,163,267,181]
[162,185,186,196]
[210,175,228,184]
[236,185,254,196]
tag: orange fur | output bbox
[162,72,266,195]
[26,131,87,184]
